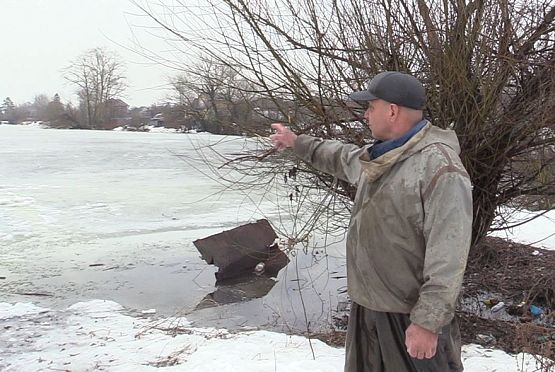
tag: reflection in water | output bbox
[196,275,278,310]
[184,243,348,334]
[193,219,291,310]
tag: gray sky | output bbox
[2,0,177,107]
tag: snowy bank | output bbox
[20,121,49,128]
[0,300,548,372]
[490,208,555,251]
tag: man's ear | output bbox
[388,103,399,120]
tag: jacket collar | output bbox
[369,120,428,160]
[359,122,431,182]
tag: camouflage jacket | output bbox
[293,122,472,333]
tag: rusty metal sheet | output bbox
[193,219,289,281]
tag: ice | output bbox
[0,125,309,326]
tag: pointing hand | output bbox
[270,123,297,151]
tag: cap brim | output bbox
[349,90,378,103]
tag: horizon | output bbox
[1,0,183,108]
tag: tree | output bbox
[63,47,127,129]
[32,94,50,121]
[171,59,255,134]
[45,94,67,127]
[1,97,16,123]
[135,0,555,249]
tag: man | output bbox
[270,71,472,371]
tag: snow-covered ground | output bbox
[491,207,555,250]
[112,125,181,133]
[0,300,548,372]
[19,121,48,128]
[1,125,554,371]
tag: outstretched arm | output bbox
[269,123,365,185]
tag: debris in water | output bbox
[15,292,53,297]
[254,262,265,274]
[193,219,289,282]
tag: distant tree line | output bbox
[168,57,311,135]
[0,94,78,128]
[1,47,290,134]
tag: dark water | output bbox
[4,236,348,334]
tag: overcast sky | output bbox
[2,0,179,107]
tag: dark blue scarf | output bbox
[368,120,427,160]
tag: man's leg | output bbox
[344,302,383,372]
[344,302,463,372]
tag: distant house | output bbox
[105,98,131,128]
[251,98,286,121]
[149,113,165,127]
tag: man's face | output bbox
[364,99,391,141]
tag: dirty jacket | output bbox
[293,122,472,333]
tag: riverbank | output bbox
[311,236,555,370]
[0,298,548,372]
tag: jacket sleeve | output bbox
[293,134,365,185]
[409,170,473,333]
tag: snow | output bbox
[0,300,343,372]
[0,302,49,320]
[111,125,181,133]
[491,208,555,251]
[0,300,548,372]
[20,120,48,128]
[461,345,547,372]
[146,125,179,133]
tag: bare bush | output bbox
[132,0,555,250]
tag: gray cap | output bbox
[349,71,426,110]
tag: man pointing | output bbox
[271,71,472,372]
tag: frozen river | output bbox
[0,125,348,333]
[3,125,554,371]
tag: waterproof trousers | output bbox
[344,302,464,372]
